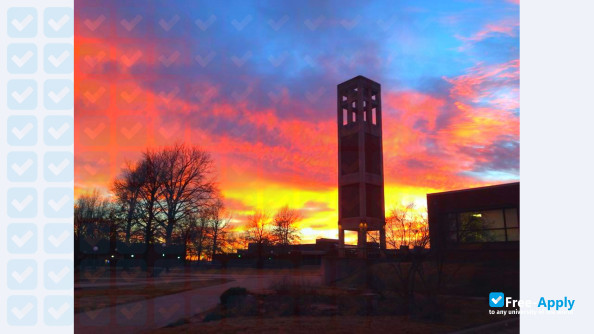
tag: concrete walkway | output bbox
[75,273,320,333]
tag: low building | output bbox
[427,182,519,258]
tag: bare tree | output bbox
[244,211,271,268]
[411,209,430,248]
[157,143,216,245]
[112,162,143,244]
[74,190,117,261]
[191,209,211,262]
[385,203,429,249]
[271,205,302,246]
[208,198,231,261]
[76,143,227,269]
[74,189,107,240]
[135,152,164,256]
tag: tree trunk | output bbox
[211,229,218,262]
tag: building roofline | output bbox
[427,181,519,197]
[337,75,380,88]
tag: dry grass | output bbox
[152,292,516,333]
[75,278,231,313]
[153,315,458,334]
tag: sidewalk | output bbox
[75,273,319,333]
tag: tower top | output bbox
[337,75,380,89]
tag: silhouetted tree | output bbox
[207,197,231,261]
[76,143,230,269]
[271,205,302,246]
[385,202,429,249]
[74,190,117,262]
[136,152,165,264]
[157,143,216,245]
[244,211,271,268]
[112,162,143,244]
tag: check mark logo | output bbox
[158,87,180,104]
[121,123,142,139]
[12,87,34,104]
[48,231,70,247]
[48,266,70,283]
[12,51,34,67]
[48,195,69,212]
[12,123,34,139]
[12,303,34,319]
[48,51,70,67]
[48,87,70,103]
[158,51,180,67]
[12,230,34,247]
[12,195,33,212]
[84,51,106,68]
[120,88,141,103]
[84,15,106,31]
[491,296,502,305]
[12,266,34,283]
[48,159,70,175]
[121,15,142,32]
[11,15,34,31]
[49,302,70,319]
[159,15,180,31]
[84,123,106,139]
[120,50,143,67]
[195,15,216,31]
[49,123,70,139]
[120,303,143,319]
[12,159,34,176]
[48,14,70,31]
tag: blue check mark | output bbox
[489,292,505,307]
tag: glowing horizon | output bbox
[75,0,519,244]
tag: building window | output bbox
[447,208,519,243]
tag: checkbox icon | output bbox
[44,43,73,73]
[44,260,73,290]
[117,115,147,146]
[155,8,183,36]
[80,80,109,109]
[8,259,38,290]
[8,116,38,146]
[79,7,110,37]
[117,82,146,109]
[44,115,73,146]
[45,224,73,253]
[79,296,112,325]
[8,224,38,254]
[116,298,147,325]
[44,296,73,325]
[44,188,73,218]
[117,7,147,38]
[80,43,110,74]
[8,80,37,110]
[44,152,73,182]
[8,44,38,73]
[8,7,38,38]
[489,292,505,307]
[44,79,74,110]
[8,152,38,182]
[7,295,37,326]
[44,7,73,37]
[7,188,38,218]
[79,151,110,178]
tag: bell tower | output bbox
[337,76,386,256]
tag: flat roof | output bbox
[427,182,519,197]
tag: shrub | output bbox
[220,287,248,307]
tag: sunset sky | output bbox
[75,0,519,243]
